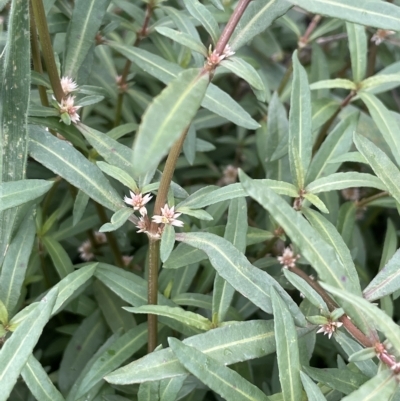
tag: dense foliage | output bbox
[2,0,400,400]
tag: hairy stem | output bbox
[215,0,253,55]
[147,238,159,353]
[289,266,374,347]
[146,127,189,352]
[31,0,64,102]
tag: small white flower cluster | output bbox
[371,29,395,45]
[316,320,343,339]
[78,231,106,261]
[124,190,184,237]
[207,44,235,66]
[55,77,81,124]
[277,246,300,269]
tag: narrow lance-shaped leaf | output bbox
[271,288,302,401]
[309,79,357,91]
[169,338,269,401]
[354,134,400,204]
[358,92,400,167]
[346,22,367,83]
[175,231,306,327]
[289,50,312,189]
[21,355,65,401]
[124,305,212,331]
[341,370,397,401]
[0,212,36,315]
[132,68,209,176]
[363,248,400,301]
[240,171,371,333]
[305,172,386,194]
[0,180,53,212]
[63,0,111,77]
[0,287,58,401]
[29,126,125,212]
[104,320,313,384]
[0,0,31,266]
[108,43,259,129]
[160,224,176,263]
[287,0,400,31]
[302,207,361,295]
[182,0,220,44]
[306,112,357,184]
[321,283,400,354]
[155,27,208,56]
[229,0,292,50]
[300,371,327,401]
[213,197,247,324]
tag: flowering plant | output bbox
[2,0,400,399]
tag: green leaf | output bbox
[271,288,302,401]
[63,0,111,77]
[346,23,367,83]
[107,123,138,141]
[52,263,97,315]
[287,0,400,30]
[73,190,89,226]
[306,113,357,183]
[303,366,368,395]
[213,197,247,324]
[108,43,259,129]
[283,270,328,312]
[138,381,160,401]
[0,212,36,315]
[229,0,292,51]
[358,92,400,166]
[354,134,400,204]
[42,236,74,279]
[132,68,208,176]
[0,180,53,212]
[69,323,148,400]
[303,193,329,214]
[97,162,139,192]
[300,371,327,401]
[77,123,135,172]
[289,50,312,189]
[160,224,176,263]
[93,281,136,334]
[159,376,186,401]
[0,300,8,325]
[0,287,57,401]
[0,0,31,267]
[182,0,220,44]
[301,207,361,295]
[176,207,213,221]
[169,337,270,401]
[334,332,377,378]
[220,57,266,101]
[341,370,397,401]
[348,347,376,363]
[59,309,107,394]
[21,355,65,401]
[306,172,386,194]
[359,74,400,94]
[124,305,212,331]
[240,171,356,293]
[309,79,357,91]
[104,320,312,384]
[99,207,133,233]
[363,249,400,301]
[175,232,306,327]
[321,283,400,354]
[94,263,200,336]
[29,126,125,212]
[155,27,207,56]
